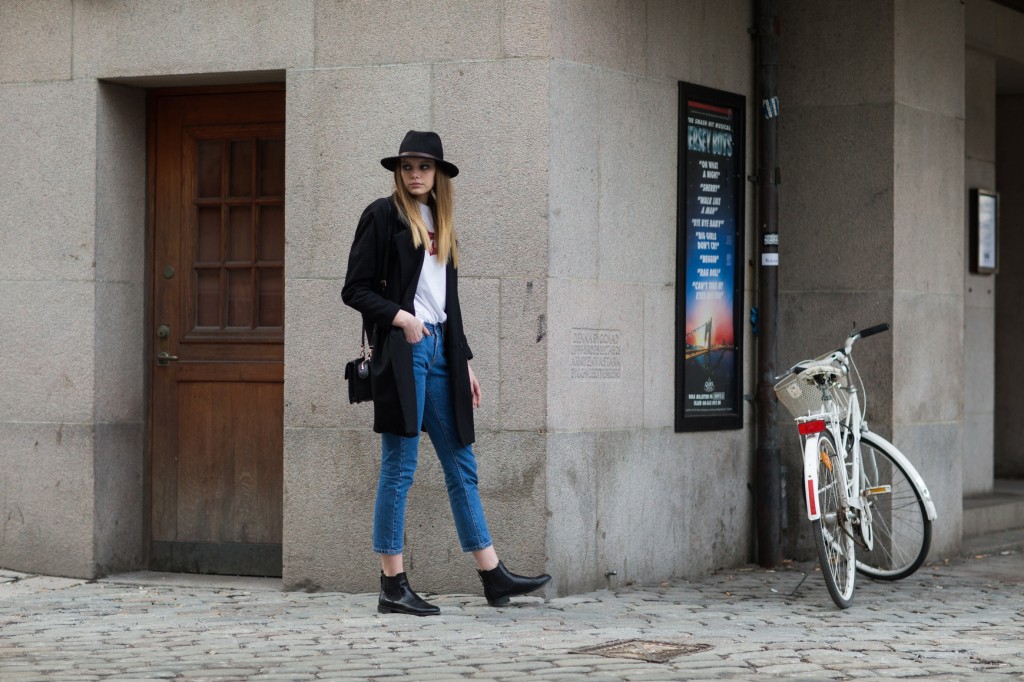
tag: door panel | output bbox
[149,87,285,576]
[175,380,282,542]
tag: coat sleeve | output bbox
[341,199,402,330]
[448,261,473,361]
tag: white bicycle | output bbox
[774,323,937,608]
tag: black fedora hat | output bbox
[380,130,459,178]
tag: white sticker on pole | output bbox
[762,252,779,267]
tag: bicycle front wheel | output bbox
[854,431,932,580]
[812,431,856,608]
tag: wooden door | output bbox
[148,87,285,576]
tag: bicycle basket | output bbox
[773,357,850,420]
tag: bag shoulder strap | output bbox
[379,197,395,291]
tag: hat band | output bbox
[398,151,443,162]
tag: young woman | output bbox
[342,130,550,616]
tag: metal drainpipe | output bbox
[754,0,782,568]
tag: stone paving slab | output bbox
[1,550,1023,680]
[0,574,87,600]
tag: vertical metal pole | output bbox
[755,0,782,567]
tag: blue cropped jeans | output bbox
[373,321,493,555]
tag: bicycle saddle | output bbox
[794,363,843,386]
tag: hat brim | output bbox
[381,154,459,178]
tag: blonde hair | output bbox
[393,167,458,268]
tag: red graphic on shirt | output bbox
[428,232,436,256]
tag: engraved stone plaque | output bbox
[570,328,622,380]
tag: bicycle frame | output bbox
[792,348,854,523]
[797,400,859,523]
[776,323,937,606]
[793,334,937,525]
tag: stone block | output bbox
[644,283,675,430]
[597,73,676,284]
[545,431,600,594]
[286,65,431,280]
[0,281,94,423]
[432,59,549,279]
[550,0,646,75]
[0,0,71,83]
[549,61,600,280]
[590,430,648,584]
[647,0,752,92]
[963,304,994,415]
[0,422,95,578]
[895,0,964,118]
[891,421,963,559]
[284,278,349,429]
[94,281,145,423]
[315,0,501,67]
[665,428,753,576]
[94,421,145,574]
[499,278,547,431]
[503,0,551,58]
[966,0,1000,54]
[893,292,963,425]
[0,80,96,281]
[547,278,644,432]
[995,5,1024,64]
[778,104,894,294]
[894,106,964,296]
[458,276,501,434]
[962,412,994,496]
[73,0,314,79]
[965,157,996,208]
[965,269,996,309]
[589,429,751,589]
[282,427,379,592]
[965,50,996,163]
[779,0,895,108]
[966,0,1024,65]
[96,83,146,285]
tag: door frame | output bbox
[144,82,286,572]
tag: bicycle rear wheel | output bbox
[853,431,932,580]
[812,432,856,608]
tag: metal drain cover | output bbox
[572,639,712,663]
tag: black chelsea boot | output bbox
[378,572,440,616]
[477,560,551,607]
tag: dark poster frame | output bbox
[675,82,745,432]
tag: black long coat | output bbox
[341,196,476,446]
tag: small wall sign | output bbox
[970,188,998,275]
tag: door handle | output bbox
[157,351,179,365]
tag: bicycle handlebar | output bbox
[855,323,891,340]
[841,322,891,357]
[779,322,892,381]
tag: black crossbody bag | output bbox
[344,201,395,404]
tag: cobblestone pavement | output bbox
[1,548,1022,681]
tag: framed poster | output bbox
[970,189,998,275]
[675,82,745,432]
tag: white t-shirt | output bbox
[413,202,447,325]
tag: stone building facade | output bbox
[1,0,1022,595]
